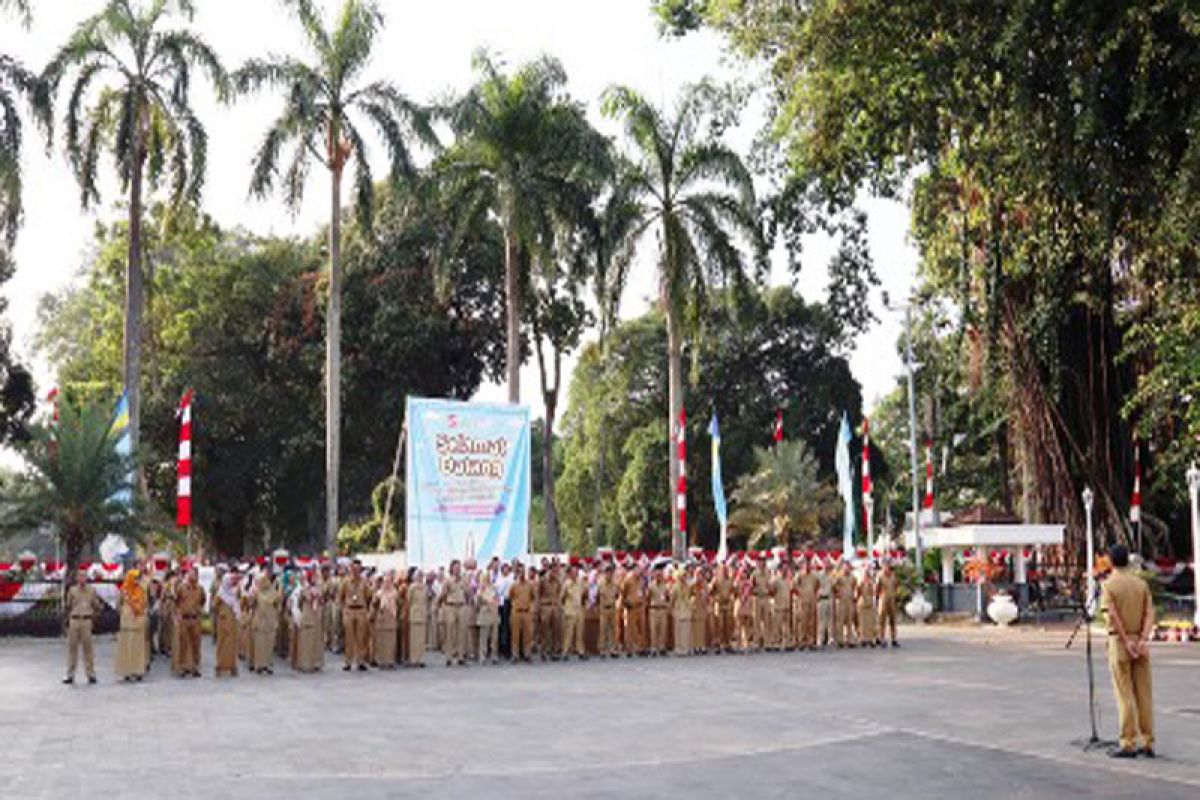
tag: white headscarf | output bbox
[218,573,242,621]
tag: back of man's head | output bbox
[1110,544,1130,569]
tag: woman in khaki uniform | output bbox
[373,573,400,668]
[691,570,709,654]
[250,574,281,674]
[670,568,692,656]
[213,574,242,677]
[735,570,754,652]
[293,571,324,672]
[116,570,149,682]
[476,572,500,664]
[856,568,879,647]
[406,570,429,667]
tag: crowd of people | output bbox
[62,553,903,684]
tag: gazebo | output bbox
[904,505,1065,614]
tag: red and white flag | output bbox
[922,438,935,510]
[176,389,194,528]
[1130,439,1142,524]
[773,408,784,446]
[677,408,687,543]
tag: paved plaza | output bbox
[3,625,1199,799]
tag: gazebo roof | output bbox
[946,505,1023,526]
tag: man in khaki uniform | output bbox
[771,564,793,651]
[751,561,771,652]
[560,565,587,660]
[63,570,102,684]
[815,561,835,648]
[537,564,564,661]
[509,565,536,662]
[709,564,735,653]
[621,564,647,656]
[647,567,670,655]
[596,565,620,657]
[794,559,819,650]
[440,560,469,666]
[174,568,206,677]
[877,562,900,647]
[833,561,857,647]
[339,561,372,671]
[1101,545,1155,758]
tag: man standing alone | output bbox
[63,569,102,685]
[1101,544,1155,758]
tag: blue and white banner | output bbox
[405,397,531,567]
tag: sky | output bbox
[1,0,917,452]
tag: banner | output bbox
[405,397,531,567]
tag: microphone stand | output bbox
[1064,583,1116,752]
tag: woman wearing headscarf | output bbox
[371,572,400,669]
[213,572,242,677]
[238,572,253,663]
[475,571,500,664]
[116,569,149,681]
[251,573,281,674]
[291,570,323,672]
[406,569,428,667]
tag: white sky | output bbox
[1,0,916,451]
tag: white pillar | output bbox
[1014,548,1028,584]
[941,548,955,585]
[1187,463,1200,628]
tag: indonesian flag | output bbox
[922,438,935,510]
[773,408,783,446]
[1130,439,1142,524]
[677,408,687,542]
[176,389,194,528]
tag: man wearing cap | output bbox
[63,569,103,684]
[508,564,535,662]
[877,562,900,647]
[1101,544,1156,758]
[815,561,835,649]
[339,560,373,671]
[174,567,205,677]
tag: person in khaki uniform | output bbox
[158,572,176,658]
[833,562,857,647]
[771,565,793,651]
[321,566,341,653]
[476,571,500,664]
[440,560,469,666]
[621,564,648,656]
[63,570,102,684]
[560,566,587,660]
[751,562,772,652]
[509,565,536,662]
[794,559,819,650]
[174,569,205,677]
[250,573,281,674]
[1101,545,1155,758]
[709,565,734,653]
[647,567,670,655]
[292,570,324,672]
[815,562,835,648]
[876,562,900,647]
[735,569,755,651]
[596,565,620,657]
[339,561,372,671]
[372,572,401,669]
[406,569,429,667]
[856,566,879,647]
[537,564,564,661]
[692,568,710,654]
[670,568,692,656]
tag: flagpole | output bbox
[381,417,408,551]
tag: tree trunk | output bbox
[591,320,609,553]
[665,294,684,559]
[543,391,560,552]
[124,121,145,457]
[504,231,521,404]
[325,162,343,557]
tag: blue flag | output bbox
[110,390,135,507]
[708,414,727,527]
[835,410,854,555]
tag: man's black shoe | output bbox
[1138,747,1156,759]
[62,677,73,685]
[1110,749,1138,759]
[87,676,97,684]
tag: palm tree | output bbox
[3,400,141,591]
[0,0,46,246]
[233,0,436,555]
[730,440,837,552]
[40,0,227,460]
[602,83,764,557]
[439,52,599,405]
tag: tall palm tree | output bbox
[40,0,227,460]
[0,0,45,246]
[3,400,141,590]
[602,84,764,557]
[233,0,436,555]
[730,440,836,552]
[439,51,600,405]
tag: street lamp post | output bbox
[1082,486,1096,616]
[1187,462,1200,628]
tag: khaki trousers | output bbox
[175,617,202,673]
[1108,638,1154,750]
[649,608,668,652]
[624,605,646,654]
[342,610,369,666]
[598,607,617,655]
[879,601,897,643]
[478,622,498,662]
[817,599,834,647]
[562,612,584,657]
[66,619,95,679]
[753,598,770,649]
[443,604,467,663]
[511,610,533,659]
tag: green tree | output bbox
[1,0,45,246]
[438,52,604,405]
[729,439,837,551]
[3,399,142,587]
[40,0,228,459]
[601,82,764,557]
[233,0,437,557]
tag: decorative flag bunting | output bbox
[773,408,784,446]
[835,411,854,555]
[676,409,687,547]
[861,417,872,531]
[176,389,194,528]
[1130,438,1142,525]
[709,413,728,559]
[922,438,935,510]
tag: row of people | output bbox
[63,554,902,683]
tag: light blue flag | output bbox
[110,391,134,507]
[835,411,854,556]
[708,413,727,527]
